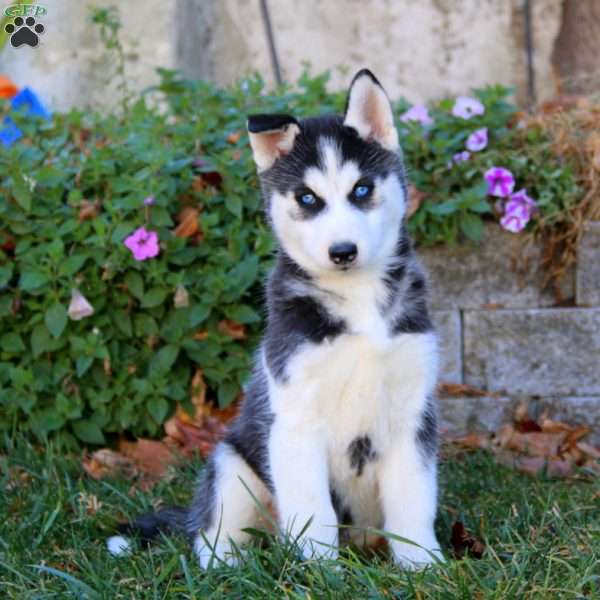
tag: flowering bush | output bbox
[0,71,579,445]
[399,86,579,244]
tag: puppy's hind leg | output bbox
[187,442,271,569]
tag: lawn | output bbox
[1,438,599,599]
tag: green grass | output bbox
[1,439,599,599]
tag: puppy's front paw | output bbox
[391,538,444,570]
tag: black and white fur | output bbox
[108,69,442,569]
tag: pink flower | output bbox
[400,104,433,126]
[68,288,94,321]
[448,150,471,168]
[506,189,537,218]
[485,167,515,197]
[466,127,488,152]
[143,196,155,206]
[124,227,160,261]
[500,212,528,233]
[452,96,485,119]
[499,189,537,233]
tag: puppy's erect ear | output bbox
[247,114,301,172]
[343,69,399,151]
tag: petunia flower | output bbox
[68,288,94,321]
[400,104,433,126]
[452,96,485,119]
[466,127,488,152]
[500,212,528,233]
[143,196,155,206]
[124,227,160,261]
[448,150,471,168]
[505,189,537,218]
[174,284,190,308]
[485,167,515,197]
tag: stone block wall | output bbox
[423,223,600,443]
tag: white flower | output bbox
[68,288,94,321]
[452,96,485,119]
[174,284,189,308]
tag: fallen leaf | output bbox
[497,425,567,458]
[78,199,100,221]
[227,131,242,144]
[77,492,102,516]
[218,319,246,340]
[82,449,137,481]
[448,431,492,451]
[118,439,182,479]
[174,207,201,239]
[450,522,485,559]
[438,383,490,398]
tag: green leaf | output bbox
[72,419,106,445]
[59,254,88,277]
[1,332,25,353]
[45,303,68,338]
[0,263,13,288]
[150,344,179,375]
[113,310,133,337]
[188,304,210,328]
[125,271,144,299]
[141,287,167,308]
[76,355,94,377]
[227,304,261,324]
[426,199,458,215]
[460,213,485,241]
[31,324,51,358]
[218,380,238,407]
[20,270,49,291]
[13,174,32,212]
[148,397,169,424]
[225,195,243,217]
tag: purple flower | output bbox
[452,96,485,119]
[68,288,94,321]
[448,150,471,167]
[143,196,155,206]
[124,227,160,261]
[466,127,488,152]
[485,167,515,197]
[400,104,433,126]
[500,212,528,233]
[506,189,537,217]
[499,189,537,233]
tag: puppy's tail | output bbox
[107,506,189,556]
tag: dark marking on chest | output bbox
[348,435,378,476]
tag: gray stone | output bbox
[432,311,462,383]
[438,395,516,437]
[463,308,600,396]
[576,221,600,306]
[419,225,574,311]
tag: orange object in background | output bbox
[0,75,18,99]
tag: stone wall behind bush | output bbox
[424,223,600,443]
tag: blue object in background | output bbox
[0,87,51,147]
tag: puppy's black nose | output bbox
[329,242,358,265]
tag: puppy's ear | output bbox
[343,69,399,151]
[247,114,300,172]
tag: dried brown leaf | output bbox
[218,319,246,340]
[450,521,485,559]
[438,383,490,397]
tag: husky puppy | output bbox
[108,69,442,569]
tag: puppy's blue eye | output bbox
[300,193,316,206]
[353,185,371,199]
